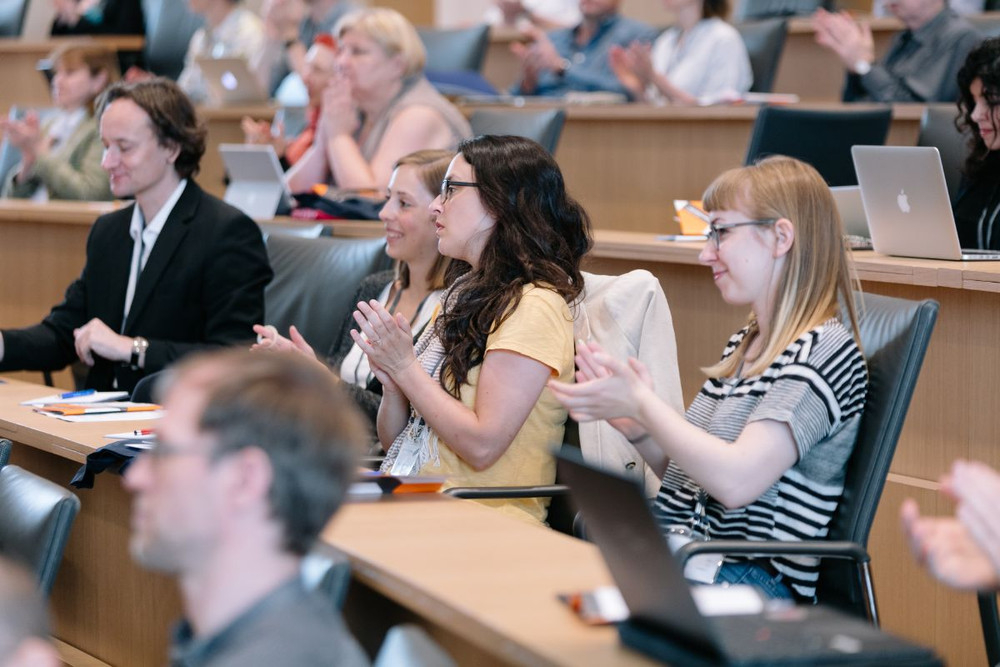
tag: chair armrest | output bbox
[675,540,871,564]
[444,484,570,500]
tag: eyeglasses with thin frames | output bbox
[440,178,479,203]
[706,219,778,250]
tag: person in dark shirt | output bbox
[51,0,145,36]
[953,37,1000,250]
[124,349,369,666]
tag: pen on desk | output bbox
[60,389,96,399]
[133,429,153,436]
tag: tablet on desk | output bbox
[219,144,294,220]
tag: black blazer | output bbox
[1,181,273,391]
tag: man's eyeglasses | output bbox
[440,178,479,203]
[706,219,778,250]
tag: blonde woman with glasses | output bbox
[550,156,868,601]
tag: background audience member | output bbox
[255,149,453,431]
[177,0,268,105]
[902,460,1000,591]
[954,37,1000,250]
[485,0,581,30]
[0,558,60,667]
[0,78,272,393]
[285,8,471,193]
[511,0,657,97]
[550,157,868,600]
[259,0,356,97]
[242,33,338,168]
[610,0,751,104]
[353,135,591,525]
[51,0,144,36]
[813,0,981,102]
[1,43,119,201]
[124,349,369,666]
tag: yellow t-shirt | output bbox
[419,284,575,525]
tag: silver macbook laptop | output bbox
[219,144,293,220]
[830,185,872,250]
[196,57,268,106]
[852,145,1000,261]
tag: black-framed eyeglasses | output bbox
[440,178,479,203]
[707,219,778,250]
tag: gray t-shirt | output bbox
[170,578,369,667]
[652,319,868,601]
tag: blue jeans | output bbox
[713,561,794,600]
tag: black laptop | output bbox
[556,449,941,666]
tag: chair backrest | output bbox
[264,234,392,358]
[744,106,893,186]
[0,465,81,596]
[0,0,28,36]
[734,0,825,20]
[142,0,203,79]
[468,108,567,155]
[374,624,457,667]
[735,19,788,94]
[978,592,1000,667]
[417,24,490,72]
[301,542,353,610]
[819,292,938,613]
[916,104,969,202]
[0,439,10,467]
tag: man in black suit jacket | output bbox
[0,78,273,392]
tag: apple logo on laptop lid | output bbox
[897,189,910,213]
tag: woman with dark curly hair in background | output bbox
[351,134,592,525]
[954,37,1000,250]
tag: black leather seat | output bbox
[745,106,893,186]
[468,108,567,155]
[263,234,392,358]
[0,0,27,36]
[417,24,490,72]
[736,19,788,94]
[677,292,939,625]
[141,0,203,79]
[916,104,970,202]
[0,453,82,596]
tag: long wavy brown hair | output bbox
[957,37,1000,180]
[436,135,592,395]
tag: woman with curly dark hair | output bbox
[352,134,592,524]
[954,37,1000,250]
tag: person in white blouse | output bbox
[610,0,752,105]
[176,0,268,105]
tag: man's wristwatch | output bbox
[853,60,872,76]
[130,337,149,369]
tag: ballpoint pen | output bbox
[60,389,96,399]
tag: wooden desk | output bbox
[197,102,924,231]
[481,19,902,102]
[0,378,179,667]
[325,495,657,666]
[0,37,145,113]
[585,231,998,666]
[468,102,922,233]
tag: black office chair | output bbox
[0,439,10,467]
[417,24,490,72]
[302,542,353,610]
[0,0,27,36]
[445,427,582,538]
[979,592,1000,667]
[468,108,567,155]
[916,104,970,203]
[735,19,788,94]
[130,371,164,403]
[677,292,939,626]
[0,462,81,595]
[264,235,392,358]
[744,106,893,186]
[141,0,204,79]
